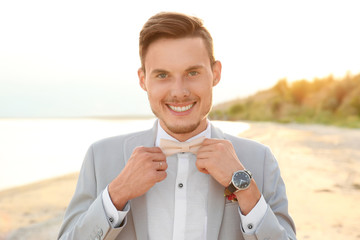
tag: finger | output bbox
[154,161,168,171]
[195,161,210,174]
[201,138,223,146]
[145,146,164,153]
[195,158,207,172]
[197,143,225,157]
[140,151,166,162]
[135,146,164,153]
[132,147,165,161]
[148,152,167,161]
[198,139,224,150]
[197,144,217,154]
[196,151,215,161]
[151,152,167,161]
[199,140,232,155]
[198,168,209,174]
[141,146,165,154]
[155,171,167,182]
[201,139,232,151]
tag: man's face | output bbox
[138,37,221,140]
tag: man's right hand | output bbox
[108,146,167,210]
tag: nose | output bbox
[169,76,190,99]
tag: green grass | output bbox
[210,73,360,129]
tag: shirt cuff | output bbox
[238,195,267,234]
[102,185,130,228]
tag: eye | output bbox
[188,71,199,77]
[157,73,168,79]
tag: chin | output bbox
[165,121,201,134]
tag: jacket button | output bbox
[247,224,253,229]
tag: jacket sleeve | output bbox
[243,146,297,240]
[57,145,126,240]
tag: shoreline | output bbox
[1,122,360,239]
[0,173,79,194]
[0,118,157,192]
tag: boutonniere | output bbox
[224,188,238,202]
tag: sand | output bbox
[0,174,78,240]
[1,122,360,239]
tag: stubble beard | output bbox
[164,120,201,134]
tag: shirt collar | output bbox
[155,120,211,147]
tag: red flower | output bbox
[227,193,237,201]
[224,188,238,202]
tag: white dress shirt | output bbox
[102,120,267,239]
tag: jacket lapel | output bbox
[206,124,226,240]
[122,121,227,239]
[123,121,158,240]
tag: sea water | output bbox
[0,118,249,191]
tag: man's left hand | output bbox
[196,138,244,187]
[196,138,261,215]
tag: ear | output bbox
[212,60,222,87]
[138,68,147,91]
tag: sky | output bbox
[1,0,359,117]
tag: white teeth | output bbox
[168,104,194,112]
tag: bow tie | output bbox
[159,136,206,157]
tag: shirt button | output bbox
[178,183,183,188]
[247,224,253,230]
[109,217,114,223]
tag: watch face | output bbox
[232,171,251,190]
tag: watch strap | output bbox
[227,182,238,193]
[244,169,252,178]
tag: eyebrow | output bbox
[150,65,206,75]
[150,69,169,75]
[186,65,205,71]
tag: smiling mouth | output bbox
[167,103,194,112]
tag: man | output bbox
[58,12,296,240]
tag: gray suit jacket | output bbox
[58,121,296,240]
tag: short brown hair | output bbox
[139,12,215,71]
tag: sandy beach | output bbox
[1,122,360,239]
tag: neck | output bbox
[159,119,208,142]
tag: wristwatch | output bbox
[227,169,252,193]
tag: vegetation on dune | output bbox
[209,73,360,128]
